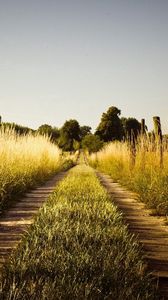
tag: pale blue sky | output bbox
[0,0,168,132]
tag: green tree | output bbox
[52,127,60,141]
[80,126,92,139]
[82,134,103,153]
[37,124,60,143]
[1,122,34,135]
[121,117,141,140]
[38,124,53,135]
[59,119,81,151]
[95,106,123,142]
[73,140,81,151]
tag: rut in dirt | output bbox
[0,171,67,270]
[96,171,168,300]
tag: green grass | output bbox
[1,165,156,299]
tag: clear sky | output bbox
[0,0,168,132]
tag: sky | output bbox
[0,0,168,132]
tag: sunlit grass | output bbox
[89,136,168,215]
[1,165,156,299]
[0,127,64,209]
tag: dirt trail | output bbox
[96,171,168,300]
[1,162,168,298]
[0,171,67,270]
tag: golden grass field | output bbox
[90,135,168,215]
[0,127,62,209]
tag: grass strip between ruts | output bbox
[1,165,157,300]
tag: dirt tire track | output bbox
[96,171,168,300]
[0,171,67,270]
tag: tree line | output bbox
[0,106,147,153]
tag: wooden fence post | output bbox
[153,116,163,167]
[141,119,146,135]
[130,130,136,169]
[140,119,146,170]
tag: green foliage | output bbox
[37,124,60,143]
[62,119,81,140]
[80,125,92,139]
[59,159,75,171]
[73,139,81,151]
[95,106,123,142]
[1,122,35,135]
[59,119,81,151]
[38,124,53,135]
[121,117,141,140]
[82,134,103,153]
[1,166,156,299]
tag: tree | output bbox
[37,124,60,143]
[38,124,53,136]
[59,119,81,151]
[121,117,141,140]
[80,125,92,139]
[52,127,60,141]
[82,134,103,153]
[1,122,34,135]
[95,106,123,142]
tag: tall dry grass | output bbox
[0,127,62,209]
[89,135,168,216]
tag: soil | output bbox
[96,171,168,299]
[0,171,67,270]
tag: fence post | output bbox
[153,116,163,167]
[140,119,146,170]
[141,119,146,135]
[130,130,136,169]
